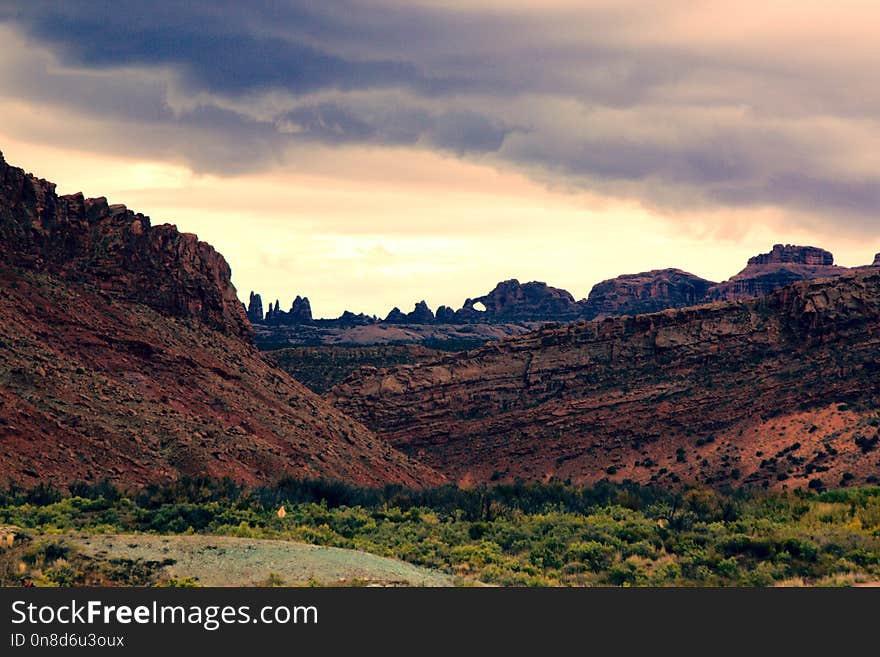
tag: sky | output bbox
[1,1,878,318]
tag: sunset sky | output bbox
[1,1,878,317]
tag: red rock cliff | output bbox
[0,150,251,339]
[331,271,880,489]
[706,244,847,302]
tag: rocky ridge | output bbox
[249,245,877,349]
[0,151,250,339]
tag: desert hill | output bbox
[0,150,441,489]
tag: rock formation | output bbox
[435,305,456,323]
[747,244,833,266]
[581,269,715,318]
[264,300,280,322]
[378,299,448,324]
[461,279,581,321]
[290,295,313,323]
[406,300,435,324]
[264,295,313,325]
[0,151,251,339]
[246,291,264,322]
[384,307,407,323]
[451,301,486,323]
[332,270,880,490]
[336,310,376,326]
[706,244,847,301]
[247,244,879,347]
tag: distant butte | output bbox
[705,244,847,302]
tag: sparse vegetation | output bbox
[855,435,879,454]
[267,344,443,394]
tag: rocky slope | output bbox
[331,271,880,490]
[269,344,444,394]
[0,150,440,489]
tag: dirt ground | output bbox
[67,533,455,587]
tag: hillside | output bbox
[253,320,535,350]
[0,150,441,489]
[268,344,445,394]
[331,271,880,489]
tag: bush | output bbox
[565,541,615,572]
[607,560,644,586]
[855,436,879,454]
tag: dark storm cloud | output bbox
[0,0,506,96]
[1,4,419,95]
[713,174,880,217]
[2,1,880,230]
[0,1,708,106]
[283,103,514,154]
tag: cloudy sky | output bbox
[1,1,879,317]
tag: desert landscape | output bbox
[2,3,880,590]
[1,151,879,587]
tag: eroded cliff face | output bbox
[0,150,250,339]
[706,244,848,302]
[331,271,880,489]
[748,244,834,266]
